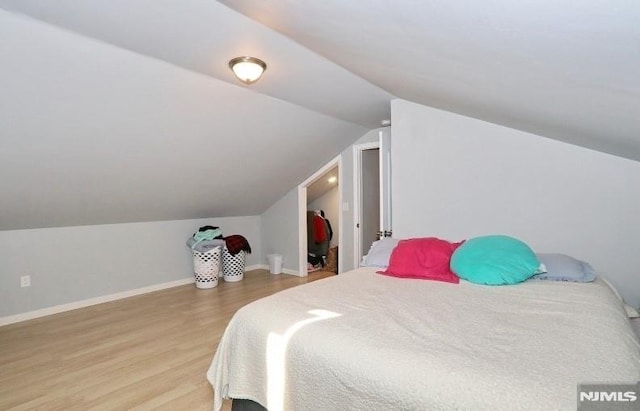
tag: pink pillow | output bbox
[378,238,462,283]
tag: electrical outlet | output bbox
[20,275,31,288]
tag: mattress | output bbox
[207,267,640,410]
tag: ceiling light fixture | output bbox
[229,56,267,85]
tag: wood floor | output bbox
[0,269,335,411]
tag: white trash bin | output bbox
[267,254,283,275]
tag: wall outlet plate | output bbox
[20,275,31,288]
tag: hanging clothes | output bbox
[313,214,327,243]
[307,211,315,250]
[308,211,329,259]
[320,210,333,242]
[308,210,329,265]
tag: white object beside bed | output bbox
[632,319,640,340]
[207,267,640,411]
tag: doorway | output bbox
[306,166,339,273]
[297,156,342,276]
[353,128,392,267]
[360,148,380,258]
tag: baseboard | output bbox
[1,265,302,327]
[282,267,303,276]
[246,263,302,277]
[0,277,194,327]
[244,264,268,271]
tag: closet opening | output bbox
[297,155,342,276]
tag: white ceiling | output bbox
[307,166,338,204]
[221,0,640,160]
[1,0,639,230]
[0,3,376,230]
[0,0,393,128]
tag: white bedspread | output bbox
[207,267,640,410]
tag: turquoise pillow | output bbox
[451,235,540,285]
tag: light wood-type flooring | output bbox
[0,269,335,411]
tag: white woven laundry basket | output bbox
[193,245,222,289]
[222,247,246,282]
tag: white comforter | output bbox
[207,267,640,410]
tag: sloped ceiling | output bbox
[0,1,391,230]
[1,0,639,231]
[307,166,338,204]
[221,0,640,161]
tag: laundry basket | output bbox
[192,242,223,289]
[223,247,246,282]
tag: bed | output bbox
[207,266,640,410]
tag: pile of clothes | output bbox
[223,234,252,255]
[187,225,251,255]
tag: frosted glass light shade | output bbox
[229,56,267,84]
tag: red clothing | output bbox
[313,215,327,243]
[224,235,251,255]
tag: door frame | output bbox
[297,155,343,276]
[352,141,380,269]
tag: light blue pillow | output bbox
[530,253,596,282]
[361,238,400,267]
[450,235,540,285]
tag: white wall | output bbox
[391,99,640,307]
[308,186,339,248]
[260,188,300,272]
[0,216,260,317]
